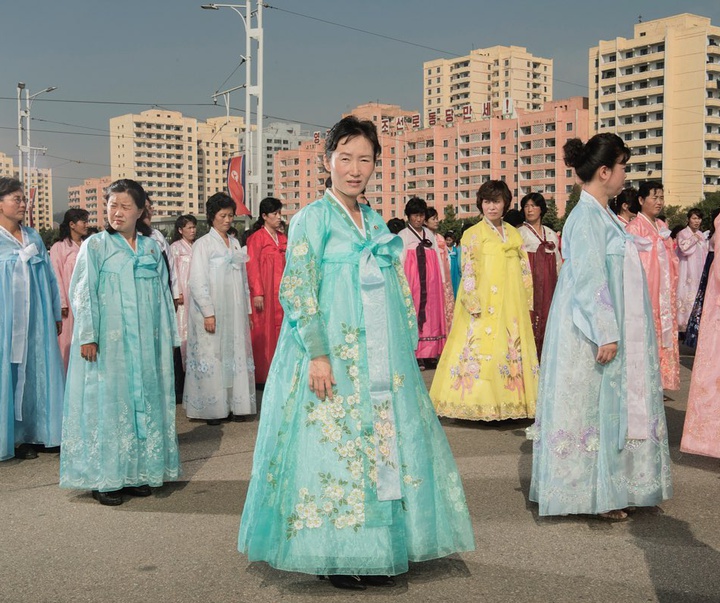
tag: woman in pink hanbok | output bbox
[625,181,680,390]
[399,197,447,369]
[426,207,454,330]
[676,209,709,333]
[50,209,89,372]
[681,210,720,458]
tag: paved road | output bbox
[2,350,719,603]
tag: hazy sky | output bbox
[1,0,719,213]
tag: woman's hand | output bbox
[81,342,98,362]
[177,293,184,306]
[204,316,216,333]
[309,356,336,401]
[596,342,618,365]
[253,296,264,312]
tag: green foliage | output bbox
[693,192,720,231]
[660,204,685,230]
[38,227,58,250]
[542,198,561,232]
[438,205,463,237]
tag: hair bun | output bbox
[563,138,585,168]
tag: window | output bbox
[566,123,573,131]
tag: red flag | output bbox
[227,155,251,216]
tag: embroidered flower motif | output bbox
[550,430,576,459]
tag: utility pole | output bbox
[202,2,264,215]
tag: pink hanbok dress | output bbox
[49,238,81,372]
[676,226,709,331]
[626,213,680,390]
[399,226,447,359]
[170,238,193,367]
[680,213,720,458]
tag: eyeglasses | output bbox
[2,195,27,206]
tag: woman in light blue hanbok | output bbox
[0,177,64,461]
[528,134,672,520]
[238,117,474,591]
[60,179,181,506]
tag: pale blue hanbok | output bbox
[238,192,474,576]
[60,231,181,491]
[0,225,64,460]
[529,191,672,516]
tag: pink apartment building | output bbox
[68,176,112,229]
[275,99,589,221]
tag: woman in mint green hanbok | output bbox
[60,179,181,506]
[0,177,64,461]
[238,117,474,590]
[528,134,672,520]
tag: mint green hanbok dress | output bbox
[529,192,672,516]
[238,192,474,576]
[60,231,181,492]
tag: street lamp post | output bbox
[16,83,57,226]
[202,2,264,216]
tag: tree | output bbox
[439,204,464,237]
[38,227,58,250]
[558,184,582,230]
[660,204,685,230]
[542,198,561,232]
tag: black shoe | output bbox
[38,445,61,454]
[14,444,38,459]
[123,485,151,497]
[206,419,222,426]
[363,575,396,587]
[231,414,246,422]
[318,575,366,591]
[92,490,123,506]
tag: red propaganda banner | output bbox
[227,155,251,216]
[463,105,473,121]
[27,186,37,227]
[313,131,320,144]
[428,111,437,126]
[482,101,492,118]
[381,118,390,134]
[395,116,404,131]
[445,108,454,123]
[412,113,420,129]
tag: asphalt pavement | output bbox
[2,347,719,603]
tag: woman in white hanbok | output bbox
[183,193,256,425]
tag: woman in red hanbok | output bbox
[625,181,679,390]
[247,197,287,385]
[50,208,89,372]
[517,193,561,358]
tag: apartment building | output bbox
[590,13,720,204]
[274,99,588,221]
[68,176,113,229]
[196,116,244,208]
[423,46,553,128]
[0,151,54,230]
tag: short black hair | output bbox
[0,177,23,199]
[206,192,236,227]
[325,115,381,160]
[172,213,197,242]
[404,196,427,217]
[520,192,547,217]
[687,208,703,220]
[477,180,512,214]
[638,181,663,200]
[104,179,151,237]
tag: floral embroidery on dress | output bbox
[499,318,525,394]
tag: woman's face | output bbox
[323,135,375,202]
[523,200,542,224]
[445,235,455,247]
[688,214,702,232]
[213,208,235,234]
[481,197,505,224]
[70,218,89,237]
[639,187,664,220]
[179,221,197,243]
[407,212,425,230]
[426,213,439,232]
[107,192,143,236]
[0,188,27,225]
[263,210,282,231]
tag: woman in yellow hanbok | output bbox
[430,181,539,421]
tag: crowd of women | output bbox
[1,112,719,589]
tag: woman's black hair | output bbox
[670,225,684,239]
[172,214,197,242]
[609,187,638,216]
[58,208,90,242]
[476,180,512,214]
[0,177,23,199]
[564,133,630,183]
[687,208,703,220]
[404,196,427,218]
[386,218,406,234]
[104,179,152,237]
[251,196,283,233]
[425,207,439,220]
[325,115,381,160]
[206,192,236,227]
[504,208,524,227]
[520,192,547,217]
[444,230,456,243]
